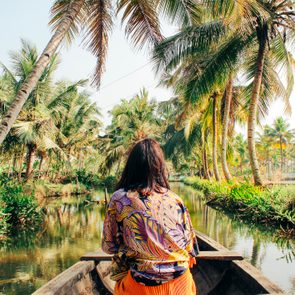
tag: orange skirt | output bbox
[114,269,196,295]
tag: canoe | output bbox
[32,231,285,295]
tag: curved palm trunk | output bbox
[221,77,233,181]
[212,94,221,181]
[25,144,37,179]
[247,36,267,186]
[0,0,85,145]
[202,146,210,179]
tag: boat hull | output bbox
[33,232,284,295]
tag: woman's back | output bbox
[103,188,198,285]
[102,138,198,294]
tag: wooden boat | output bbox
[33,231,285,295]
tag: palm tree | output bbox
[0,0,86,144]
[212,92,221,181]
[234,134,248,175]
[266,117,295,174]
[1,41,60,179]
[221,77,233,181]
[154,0,295,185]
[0,0,202,145]
[102,88,160,172]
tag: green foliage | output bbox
[102,175,117,190]
[75,170,103,188]
[185,177,295,229]
[185,176,229,195]
[0,175,43,236]
[0,201,10,240]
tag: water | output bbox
[0,184,294,294]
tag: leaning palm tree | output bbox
[1,41,61,179]
[0,0,201,145]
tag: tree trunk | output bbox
[247,33,267,186]
[202,147,210,179]
[212,94,221,181]
[240,159,243,174]
[38,151,46,179]
[221,77,233,181]
[25,144,37,179]
[280,136,283,175]
[12,153,17,172]
[18,145,25,181]
[0,0,85,145]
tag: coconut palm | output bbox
[0,0,202,145]
[266,117,295,174]
[154,0,295,185]
[233,134,248,175]
[0,41,61,179]
[102,88,160,172]
[221,77,233,180]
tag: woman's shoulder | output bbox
[109,188,126,201]
[165,189,185,205]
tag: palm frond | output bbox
[184,32,253,104]
[159,0,202,27]
[117,0,163,49]
[83,0,113,88]
[153,21,225,73]
[49,0,86,44]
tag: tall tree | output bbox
[266,117,295,174]
[221,77,233,181]
[0,0,201,145]
[0,0,86,144]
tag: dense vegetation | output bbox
[185,177,295,232]
[0,1,294,237]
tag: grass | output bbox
[184,177,295,233]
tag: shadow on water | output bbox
[0,184,294,295]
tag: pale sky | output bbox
[0,0,294,132]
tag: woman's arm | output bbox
[183,206,199,257]
[102,200,120,254]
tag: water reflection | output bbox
[0,185,294,295]
[171,183,295,294]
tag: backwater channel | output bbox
[0,183,294,294]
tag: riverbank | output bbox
[0,172,117,240]
[184,177,295,236]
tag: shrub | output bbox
[0,174,43,233]
[184,176,295,228]
[102,175,117,190]
[75,170,103,188]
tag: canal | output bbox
[0,183,294,294]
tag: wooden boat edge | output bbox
[195,231,284,294]
[32,231,286,295]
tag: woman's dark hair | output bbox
[115,138,170,195]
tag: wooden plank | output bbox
[196,251,243,261]
[81,250,243,262]
[32,261,95,295]
[81,250,113,261]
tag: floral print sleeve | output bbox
[102,195,120,254]
[183,206,199,257]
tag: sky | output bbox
[0,0,294,132]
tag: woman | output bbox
[102,138,198,295]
